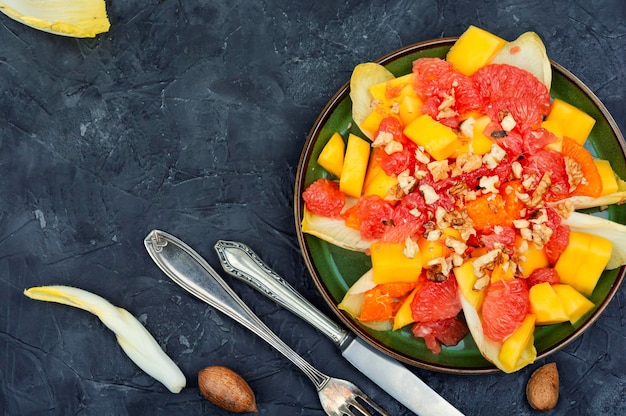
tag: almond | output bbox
[526,362,559,411]
[198,366,258,413]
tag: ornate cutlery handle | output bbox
[144,230,330,390]
[214,240,350,347]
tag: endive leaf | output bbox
[563,212,626,270]
[0,0,110,38]
[24,285,186,393]
[460,295,536,373]
[350,63,395,140]
[301,205,373,252]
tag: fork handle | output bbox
[214,240,351,347]
[144,230,331,391]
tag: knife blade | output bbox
[214,240,465,416]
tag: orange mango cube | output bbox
[554,232,612,296]
[392,287,419,330]
[552,284,595,324]
[446,25,507,76]
[516,236,549,278]
[545,98,596,145]
[339,134,371,197]
[370,241,422,284]
[317,132,345,178]
[594,159,619,196]
[403,114,459,161]
[454,260,486,310]
[362,161,399,199]
[498,314,536,373]
[529,282,569,325]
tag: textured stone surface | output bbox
[1,1,625,415]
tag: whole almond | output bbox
[526,362,559,411]
[198,366,258,413]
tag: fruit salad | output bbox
[300,26,626,373]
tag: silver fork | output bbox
[144,230,389,416]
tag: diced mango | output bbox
[339,134,371,197]
[470,116,496,155]
[362,160,399,199]
[529,282,569,325]
[454,260,486,310]
[552,284,595,324]
[542,119,564,151]
[403,114,460,161]
[516,236,550,278]
[571,234,612,296]
[369,74,413,103]
[594,159,619,196]
[555,232,612,296]
[498,314,536,373]
[417,238,449,263]
[545,98,596,145]
[360,110,386,138]
[317,132,345,177]
[370,241,422,284]
[392,287,419,330]
[399,95,424,126]
[491,262,514,284]
[554,231,589,282]
[446,25,507,76]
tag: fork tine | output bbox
[347,399,373,416]
[353,393,391,416]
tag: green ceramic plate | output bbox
[294,38,626,374]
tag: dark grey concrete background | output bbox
[1,1,625,415]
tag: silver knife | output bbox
[214,240,465,416]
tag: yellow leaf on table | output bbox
[24,285,186,393]
[0,0,110,38]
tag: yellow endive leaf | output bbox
[0,0,110,38]
[24,285,186,393]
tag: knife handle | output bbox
[214,240,350,347]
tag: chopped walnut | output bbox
[482,144,507,169]
[473,275,490,291]
[390,101,400,115]
[512,161,523,179]
[452,153,482,177]
[403,237,419,259]
[565,156,584,192]
[460,117,476,138]
[385,184,405,202]
[426,257,452,282]
[437,91,457,120]
[522,174,538,190]
[384,140,404,155]
[398,169,417,194]
[419,184,439,204]
[426,229,443,241]
[438,209,476,241]
[428,160,450,181]
[372,130,394,148]
[513,219,531,229]
[500,113,517,132]
[445,236,467,255]
[527,172,551,208]
[415,146,431,164]
[479,175,500,195]
[531,223,553,248]
[553,200,574,219]
[473,249,502,278]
